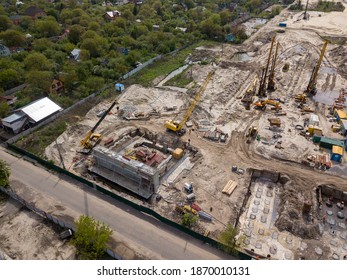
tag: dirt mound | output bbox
[329,45,347,79]
[275,185,321,239]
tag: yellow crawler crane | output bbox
[258,36,275,97]
[267,41,279,91]
[304,41,328,96]
[165,71,214,136]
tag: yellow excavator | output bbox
[165,71,214,135]
[80,98,118,152]
[254,99,282,111]
[304,41,328,96]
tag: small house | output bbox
[70,48,81,61]
[9,14,23,25]
[50,79,64,94]
[331,146,343,162]
[105,10,121,21]
[24,6,46,20]
[2,97,62,134]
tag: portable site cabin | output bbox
[341,119,347,136]
[319,137,344,150]
[334,109,347,124]
[309,114,319,126]
[331,146,343,162]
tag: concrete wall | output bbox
[251,168,280,183]
[320,185,347,202]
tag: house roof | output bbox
[106,10,121,18]
[19,97,62,122]
[24,6,45,17]
[9,14,23,20]
[2,111,25,124]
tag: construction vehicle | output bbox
[80,99,118,152]
[295,93,306,103]
[258,36,276,97]
[254,99,282,111]
[304,41,328,96]
[267,42,279,91]
[165,71,214,135]
[242,76,258,110]
[246,126,258,143]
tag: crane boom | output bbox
[305,41,327,96]
[80,98,118,149]
[165,71,214,135]
[267,42,279,91]
[258,36,275,97]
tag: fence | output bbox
[0,185,122,260]
[6,143,252,260]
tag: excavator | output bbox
[254,99,282,111]
[80,98,118,152]
[165,71,214,135]
[304,41,328,96]
[246,126,258,143]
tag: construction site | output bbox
[44,1,347,260]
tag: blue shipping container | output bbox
[279,22,287,27]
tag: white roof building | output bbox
[2,97,62,134]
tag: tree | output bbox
[0,69,21,90]
[0,102,10,118]
[24,53,53,71]
[0,15,12,31]
[25,70,53,93]
[0,159,10,187]
[218,223,244,255]
[71,215,112,259]
[68,24,85,44]
[181,213,198,228]
[0,30,26,47]
[35,18,61,38]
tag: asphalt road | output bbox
[0,148,232,260]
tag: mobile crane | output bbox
[304,41,328,96]
[165,71,214,135]
[80,98,118,152]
